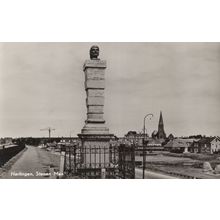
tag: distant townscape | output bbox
[1,110,220,179]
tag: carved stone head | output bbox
[90,45,100,60]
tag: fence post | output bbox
[132,145,135,179]
[143,145,146,179]
[49,167,55,179]
[60,150,66,175]
[73,146,76,173]
[69,146,71,172]
[101,168,106,179]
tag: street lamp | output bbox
[143,114,153,139]
[143,113,153,179]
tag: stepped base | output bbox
[81,123,110,135]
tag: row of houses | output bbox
[121,131,220,154]
[164,137,220,154]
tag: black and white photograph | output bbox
[1,1,220,220]
[0,42,220,179]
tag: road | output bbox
[135,168,178,179]
[2,145,60,179]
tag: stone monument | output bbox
[78,46,114,176]
[203,161,213,174]
[81,45,109,135]
[214,164,220,174]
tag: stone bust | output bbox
[90,45,100,60]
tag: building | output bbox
[198,137,213,154]
[164,137,220,154]
[124,131,143,146]
[122,111,167,148]
[157,111,166,139]
[151,111,167,140]
[145,138,164,151]
[194,137,220,154]
[168,133,174,140]
[164,138,196,153]
[210,137,220,154]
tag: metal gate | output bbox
[117,144,135,179]
[62,142,135,179]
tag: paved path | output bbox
[135,168,177,179]
[2,145,60,179]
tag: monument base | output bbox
[78,133,114,141]
[77,133,115,178]
[81,122,109,135]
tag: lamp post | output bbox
[143,113,153,179]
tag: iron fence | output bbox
[62,143,136,179]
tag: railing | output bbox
[59,142,200,179]
[60,143,136,179]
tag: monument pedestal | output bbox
[78,133,114,169]
[81,59,109,135]
[78,52,114,177]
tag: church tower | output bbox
[157,111,166,139]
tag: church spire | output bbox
[157,111,166,139]
[159,111,163,126]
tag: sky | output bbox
[0,42,220,138]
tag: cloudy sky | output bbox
[0,43,219,138]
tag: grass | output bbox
[142,152,220,179]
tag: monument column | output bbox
[78,46,114,175]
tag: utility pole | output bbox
[40,127,56,138]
